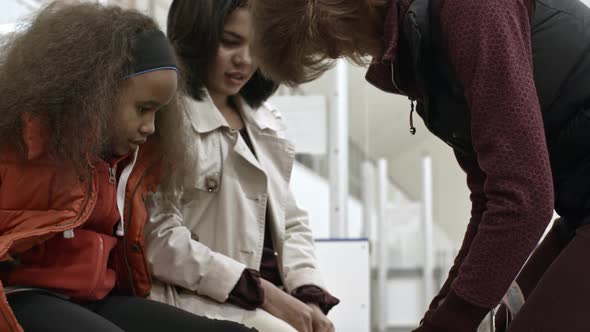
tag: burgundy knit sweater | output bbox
[367,0,555,330]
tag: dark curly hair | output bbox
[167,0,278,108]
[0,2,190,173]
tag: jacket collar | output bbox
[381,0,402,63]
[22,113,50,160]
[365,0,410,93]
[240,101,285,133]
[186,91,230,134]
[186,90,282,134]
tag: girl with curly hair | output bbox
[0,3,255,332]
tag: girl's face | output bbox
[206,7,257,103]
[110,69,178,157]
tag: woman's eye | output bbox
[222,38,239,46]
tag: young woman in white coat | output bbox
[144,1,339,332]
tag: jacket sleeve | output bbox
[428,151,487,310]
[280,190,327,293]
[144,189,246,303]
[417,1,554,330]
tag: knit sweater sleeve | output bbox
[417,0,555,330]
[427,151,486,311]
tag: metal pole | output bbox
[361,161,376,239]
[329,59,349,238]
[376,159,389,332]
[422,155,435,309]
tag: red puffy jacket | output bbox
[0,115,163,332]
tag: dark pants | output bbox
[503,219,590,331]
[7,291,257,332]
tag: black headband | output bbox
[126,29,178,78]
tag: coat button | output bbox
[206,177,218,192]
[207,178,219,193]
[131,244,140,253]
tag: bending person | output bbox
[249,0,590,331]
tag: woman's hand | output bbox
[260,279,313,332]
[308,303,335,332]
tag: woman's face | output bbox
[206,7,257,102]
[110,69,178,157]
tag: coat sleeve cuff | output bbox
[227,268,264,310]
[292,285,340,314]
[283,267,325,293]
[417,289,490,332]
[198,252,246,303]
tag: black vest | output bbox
[399,0,590,219]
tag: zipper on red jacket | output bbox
[59,168,95,230]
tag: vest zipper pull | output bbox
[409,98,417,135]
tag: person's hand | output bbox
[308,303,335,332]
[260,279,313,332]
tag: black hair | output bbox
[167,0,278,108]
